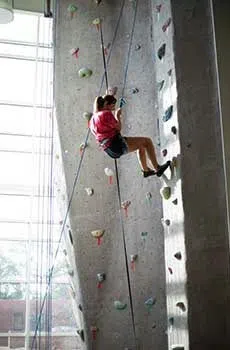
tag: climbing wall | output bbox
[151,1,189,350]
[54,0,170,349]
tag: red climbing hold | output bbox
[162,17,172,32]
[121,200,131,217]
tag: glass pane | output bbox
[0,134,51,153]
[0,42,36,58]
[0,222,28,241]
[0,283,26,334]
[0,105,52,136]
[39,17,53,46]
[0,241,27,282]
[0,13,38,43]
[36,61,53,106]
[0,58,35,104]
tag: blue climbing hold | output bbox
[163,105,173,122]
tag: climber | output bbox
[89,95,171,178]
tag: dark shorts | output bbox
[104,133,128,159]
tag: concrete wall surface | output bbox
[54,0,169,349]
[53,0,230,349]
[172,0,230,349]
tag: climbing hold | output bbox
[131,87,139,94]
[162,17,172,32]
[77,329,85,342]
[91,326,98,340]
[176,302,186,312]
[68,268,74,277]
[70,47,79,59]
[114,300,127,310]
[63,249,67,256]
[172,347,184,350]
[95,0,102,5]
[78,67,93,78]
[172,198,178,205]
[160,187,171,200]
[174,252,182,260]
[152,323,157,329]
[168,267,173,274]
[157,80,164,91]
[83,111,93,121]
[59,220,63,225]
[104,167,114,185]
[78,304,83,312]
[91,229,105,246]
[64,149,68,154]
[79,142,87,155]
[162,149,167,157]
[85,187,94,196]
[97,273,106,288]
[121,200,131,217]
[163,105,173,122]
[141,231,148,240]
[169,317,174,327]
[157,43,166,60]
[130,254,138,271]
[135,44,141,51]
[106,86,118,96]
[172,156,178,168]
[145,297,156,311]
[55,154,60,159]
[92,18,101,31]
[69,230,73,245]
[101,43,109,56]
[164,219,171,226]
[67,4,78,18]
[168,68,173,76]
[119,97,127,108]
[155,4,162,13]
[146,192,152,201]
[171,126,177,135]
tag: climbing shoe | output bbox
[142,169,156,178]
[156,161,171,177]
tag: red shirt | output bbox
[90,110,119,149]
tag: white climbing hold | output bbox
[91,229,105,246]
[85,187,94,196]
[104,167,114,184]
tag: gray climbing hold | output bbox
[146,192,152,201]
[97,273,106,283]
[78,304,83,312]
[162,149,167,157]
[162,17,172,32]
[160,187,171,200]
[171,126,177,134]
[174,252,182,260]
[114,300,127,310]
[169,317,174,326]
[165,219,170,226]
[78,67,93,78]
[168,69,172,76]
[158,43,166,60]
[135,44,141,51]
[77,329,85,342]
[157,80,164,91]
[163,105,173,122]
[168,267,173,274]
[131,87,139,94]
[172,347,184,350]
[68,268,74,277]
[172,198,178,205]
[176,302,186,312]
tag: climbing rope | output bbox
[31,2,126,347]
[98,0,139,347]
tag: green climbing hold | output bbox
[114,300,127,310]
[83,111,93,121]
[67,4,78,13]
[160,187,171,200]
[78,67,93,78]
[141,231,148,239]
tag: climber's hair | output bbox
[93,95,117,112]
